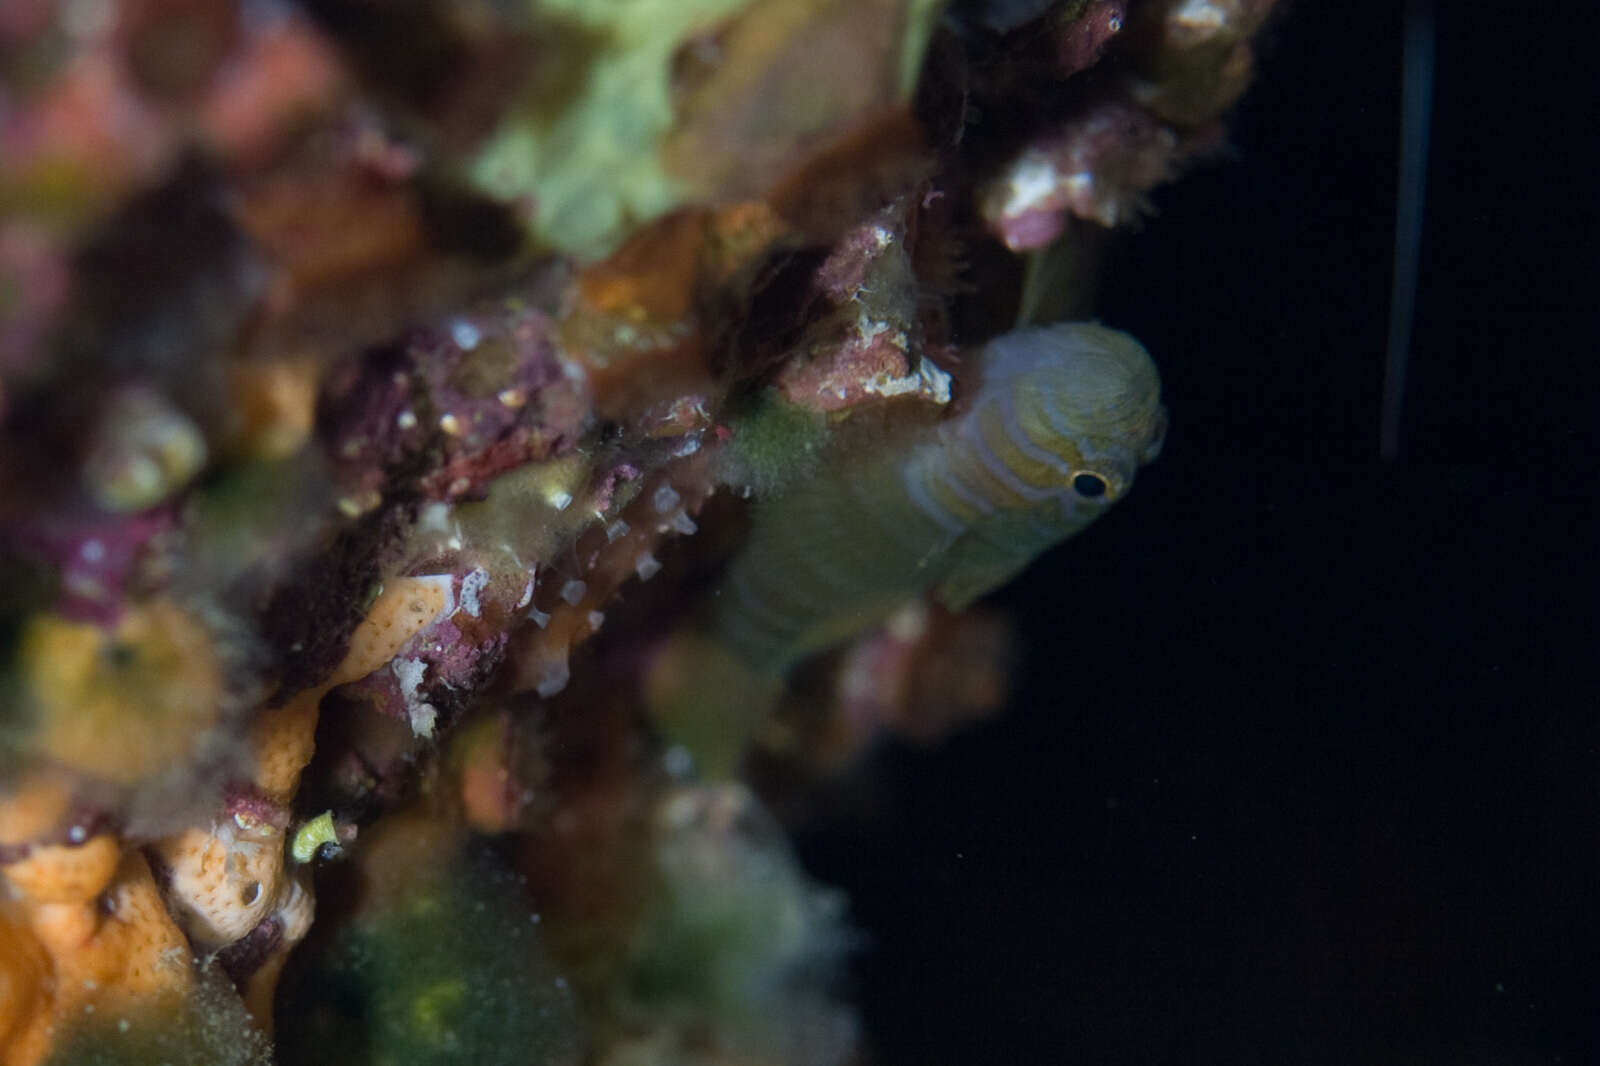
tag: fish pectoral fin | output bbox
[933,547,1036,613]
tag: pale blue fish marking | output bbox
[901,458,970,537]
[961,411,1057,502]
[1000,389,1075,479]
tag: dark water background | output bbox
[799,3,1598,1063]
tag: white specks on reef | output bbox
[560,579,586,605]
[336,489,383,518]
[458,567,489,618]
[653,483,681,514]
[535,657,570,698]
[450,319,482,350]
[410,704,437,737]
[1173,0,1228,36]
[853,314,901,351]
[1001,155,1066,221]
[393,657,438,737]
[663,744,694,779]
[862,356,952,403]
[635,552,662,581]
[417,502,452,533]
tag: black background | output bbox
[800,3,1599,1063]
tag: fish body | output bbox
[712,322,1166,673]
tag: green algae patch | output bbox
[715,389,830,498]
[609,784,857,1062]
[275,813,581,1066]
[470,0,946,262]
[470,0,756,263]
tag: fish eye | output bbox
[1072,472,1109,498]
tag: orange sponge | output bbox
[151,823,286,949]
[1,844,194,1066]
[0,904,53,1066]
[50,850,193,1003]
[251,574,450,803]
[0,572,455,1064]
[0,835,120,905]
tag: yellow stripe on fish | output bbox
[710,322,1166,673]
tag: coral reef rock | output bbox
[1,0,1279,1062]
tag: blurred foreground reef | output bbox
[0,1,1277,1063]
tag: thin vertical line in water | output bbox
[1380,0,1434,462]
